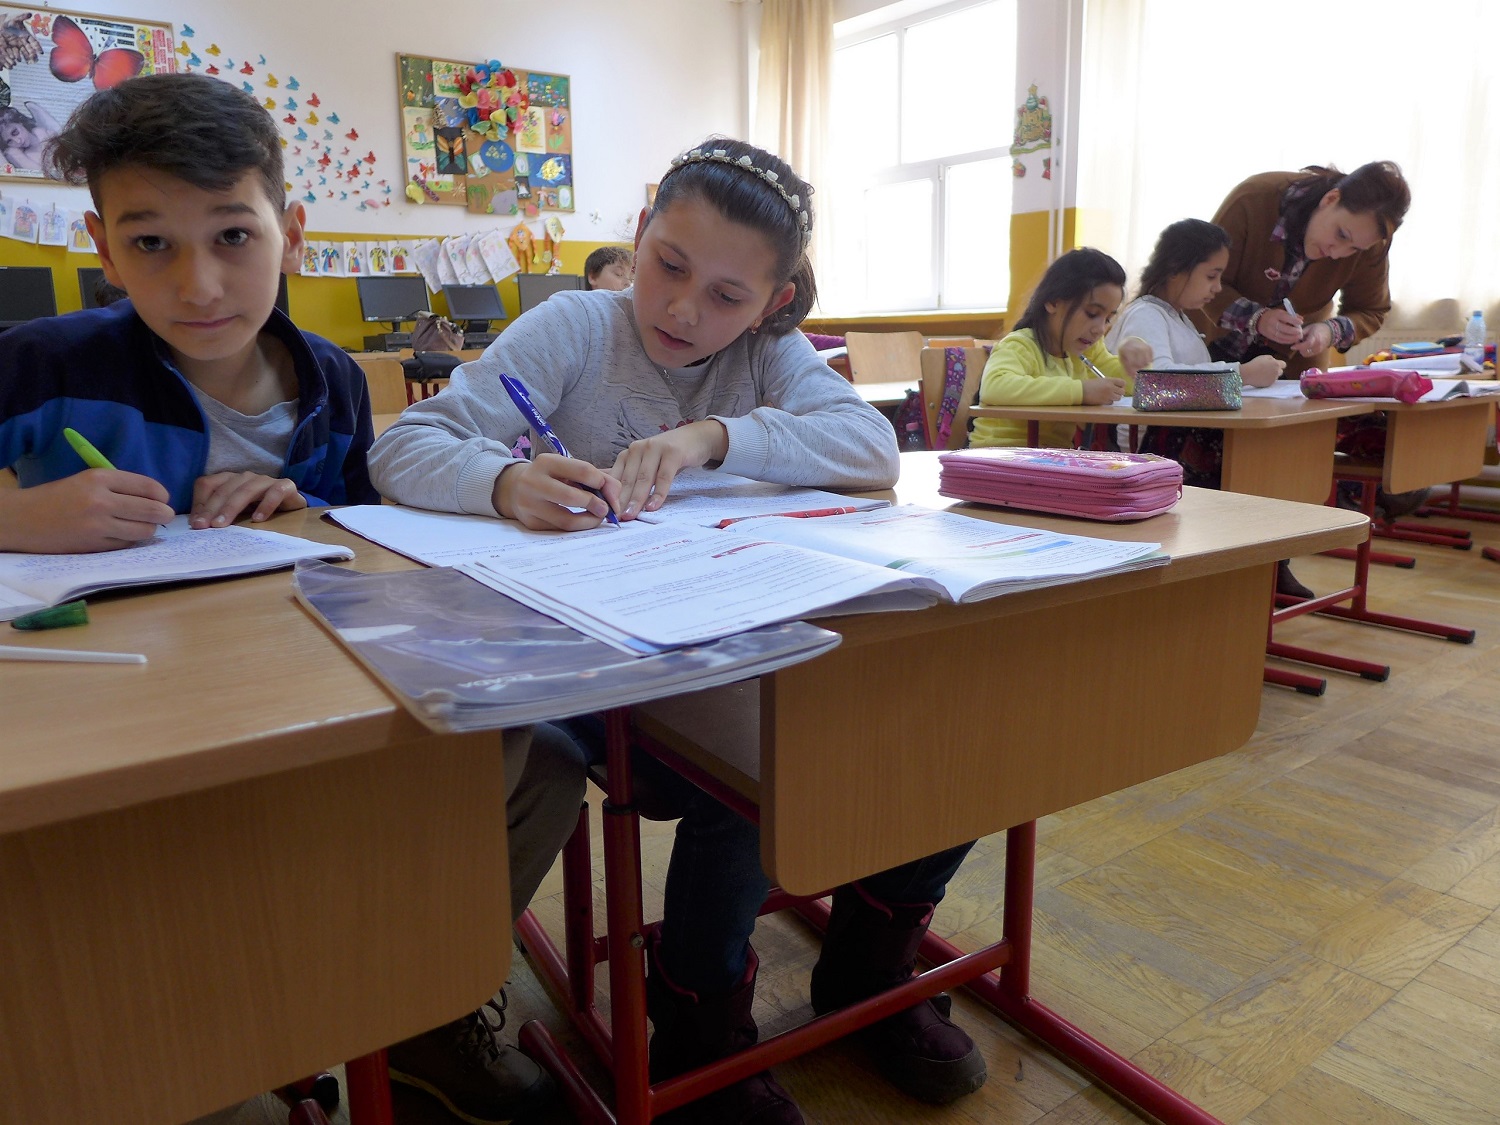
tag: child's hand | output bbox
[1082,378,1127,405]
[493,452,621,531]
[190,472,307,529]
[1116,337,1153,377]
[1242,355,1287,387]
[0,469,173,553]
[1292,321,1335,358]
[609,420,728,517]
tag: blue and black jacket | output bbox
[0,301,378,510]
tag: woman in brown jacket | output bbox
[1193,162,1410,378]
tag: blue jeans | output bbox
[548,718,975,997]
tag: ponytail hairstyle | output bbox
[1013,247,1126,357]
[1137,219,1231,301]
[1284,161,1411,249]
[648,137,815,335]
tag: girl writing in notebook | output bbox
[370,139,986,1122]
[969,247,1152,449]
[1106,218,1285,489]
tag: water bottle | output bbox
[1464,309,1486,367]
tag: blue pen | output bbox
[498,372,620,526]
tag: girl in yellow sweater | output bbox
[970,247,1152,448]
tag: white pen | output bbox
[0,644,147,664]
[1282,298,1299,318]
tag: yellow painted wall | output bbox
[0,235,633,351]
[1007,207,1079,320]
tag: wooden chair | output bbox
[924,335,976,349]
[349,353,410,414]
[844,330,924,385]
[918,346,986,451]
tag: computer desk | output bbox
[513,455,1369,1124]
[0,513,512,1125]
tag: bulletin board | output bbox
[397,53,573,215]
[0,7,177,181]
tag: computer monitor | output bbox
[0,266,58,329]
[442,283,508,332]
[516,273,585,316]
[355,276,431,328]
[77,266,110,310]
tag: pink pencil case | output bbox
[937,448,1183,521]
[1299,367,1432,403]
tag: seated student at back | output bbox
[583,244,633,291]
[0,73,376,552]
[0,73,580,1124]
[969,247,1152,449]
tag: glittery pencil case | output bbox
[1131,366,1242,412]
[1298,367,1432,404]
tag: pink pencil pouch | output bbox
[938,448,1183,521]
[1299,367,1432,403]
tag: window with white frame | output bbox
[824,0,1016,313]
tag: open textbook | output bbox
[293,561,840,732]
[0,517,354,621]
[327,501,1166,650]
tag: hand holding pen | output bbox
[1257,297,1304,348]
[495,373,622,531]
[1078,353,1128,405]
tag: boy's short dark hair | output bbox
[583,245,632,288]
[45,72,285,212]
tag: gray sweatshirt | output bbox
[368,288,900,515]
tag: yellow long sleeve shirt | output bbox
[969,329,1132,449]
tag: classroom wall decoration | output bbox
[175,23,392,213]
[1010,83,1052,156]
[0,8,176,181]
[398,53,573,217]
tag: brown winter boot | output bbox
[646,936,804,1125]
[809,883,986,1104]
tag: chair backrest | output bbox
[918,346,987,451]
[350,353,410,415]
[844,330,924,385]
[924,335,977,349]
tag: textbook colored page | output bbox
[0,517,354,621]
[1417,379,1500,401]
[293,560,841,732]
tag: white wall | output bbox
[5,0,749,240]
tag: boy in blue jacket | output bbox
[0,72,377,551]
[0,74,568,1123]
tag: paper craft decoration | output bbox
[507,224,534,272]
[37,202,65,245]
[65,210,93,252]
[3,197,37,241]
[1010,83,1052,155]
[397,52,572,214]
[1,8,176,182]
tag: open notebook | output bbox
[328,500,1166,652]
[0,517,354,621]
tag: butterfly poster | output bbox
[0,8,176,182]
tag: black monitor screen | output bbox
[516,273,585,316]
[356,276,430,323]
[0,266,58,328]
[77,266,109,309]
[443,283,507,323]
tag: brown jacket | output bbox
[1191,170,1395,377]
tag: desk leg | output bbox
[918,823,1226,1125]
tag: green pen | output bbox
[63,427,116,471]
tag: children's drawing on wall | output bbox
[300,240,320,277]
[345,242,365,276]
[1010,83,1052,156]
[514,105,546,154]
[37,202,65,245]
[434,125,467,175]
[368,242,389,275]
[5,197,36,240]
[66,210,93,252]
[0,9,175,181]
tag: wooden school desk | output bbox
[854,379,917,410]
[0,513,512,1125]
[966,396,1374,503]
[514,456,1369,1125]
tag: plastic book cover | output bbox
[292,561,840,732]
